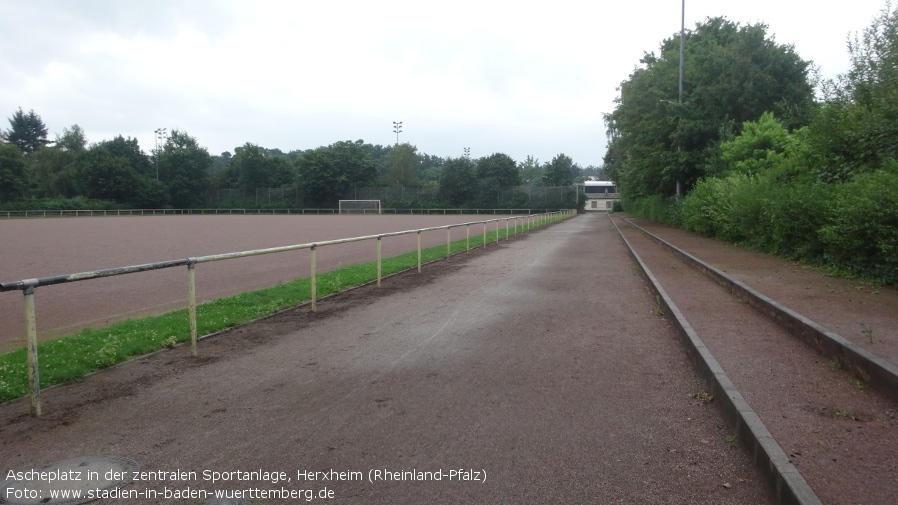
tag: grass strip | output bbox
[0,218,554,403]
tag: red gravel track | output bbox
[0,214,769,504]
[0,215,512,353]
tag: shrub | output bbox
[820,169,898,284]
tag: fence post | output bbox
[417,231,422,273]
[505,218,509,240]
[495,221,500,244]
[187,259,198,357]
[23,281,41,417]
[377,236,382,288]
[466,224,470,252]
[483,223,487,248]
[310,244,317,311]
[446,227,451,260]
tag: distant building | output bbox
[581,181,619,212]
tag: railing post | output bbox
[505,218,510,240]
[417,231,422,273]
[23,281,41,417]
[466,224,470,252]
[310,244,317,311]
[446,227,451,260]
[187,259,198,357]
[377,236,382,287]
[495,220,500,244]
[482,223,487,248]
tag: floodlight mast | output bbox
[154,127,168,180]
[392,121,403,145]
[677,0,685,199]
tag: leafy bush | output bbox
[625,194,681,225]
[681,176,733,236]
[766,181,832,260]
[820,169,898,283]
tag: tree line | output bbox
[0,112,600,210]
[605,2,898,284]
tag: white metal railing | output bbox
[0,208,569,219]
[0,211,575,416]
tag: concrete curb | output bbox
[622,218,898,404]
[611,218,822,505]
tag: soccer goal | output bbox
[338,200,382,214]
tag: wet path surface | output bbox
[1,214,769,503]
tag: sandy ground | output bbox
[0,214,770,504]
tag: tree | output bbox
[55,125,87,153]
[0,143,27,200]
[232,143,293,190]
[604,17,815,200]
[543,153,575,186]
[720,112,792,176]
[294,140,377,207]
[156,130,211,208]
[806,1,898,181]
[475,153,519,187]
[384,143,420,187]
[518,156,544,186]
[5,108,51,154]
[418,153,444,182]
[438,157,476,206]
[97,136,153,178]
[72,147,141,202]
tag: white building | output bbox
[581,181,619,212]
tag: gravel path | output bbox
[0,214,769,504]
[615,216,898,504]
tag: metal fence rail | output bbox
[0,208,568,219]
[1,211,574,416]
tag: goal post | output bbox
[338,200,382,214]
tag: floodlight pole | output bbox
[676,0,685,199]
[392,121,403,145]
[154,127,168,180]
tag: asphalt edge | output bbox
[610,217,822,505]
[621,218,898,404]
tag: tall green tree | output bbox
[231,143,293,190]
[24,125,86,198]
[5,108,51,155]
[604,17,815,200]
[294,140,377,207]
[72,147,141,203]
[418,153,444,182]
[384,143,420,187]
[0,143,27,200]
[543,153,575,186]
[475,153,519,187]
[98,136,153,178]
[55,125,87,153]
[438,156,476,206]
[806,1,898,182]
[518,156,544,186]
[156,130,211,208]
[719,112,792,176]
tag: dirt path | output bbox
[0,214,769,504]
[625,218,898,367]
[614,217,898,504]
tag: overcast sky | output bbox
[0,0,890,168]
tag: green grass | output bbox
[0,216,563,403]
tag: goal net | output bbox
[338,200,382,214]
